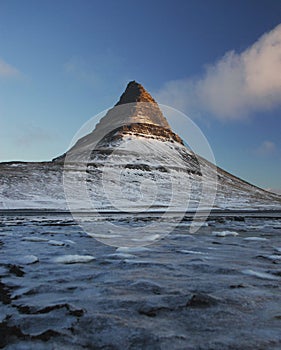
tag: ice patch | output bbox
[92,234,121,239]
[243,237,268,241]
[124,259,155,265]
[247,225,266,230]
[242,269,279,280]
[48,240,65,246]
[132,234,161,242]
[212,231,239,237]
[106,253,136,259]
[22,237,49,242]
[65,239,76,244]
[190,221,208,227]
[116,246,151,253]
[178,249,205,255]
[18,255,39,265]
[267,255,281,261]
[53,255,95,264]
[0,231,13,236]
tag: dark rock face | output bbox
[97,123,184,147]
[116,80,157,105]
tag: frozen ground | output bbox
[0,213,281,349]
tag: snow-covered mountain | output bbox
[0,81,280,211]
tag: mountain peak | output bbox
[53,80,176,161]
[89,80,171,131]
[115,81,156,106]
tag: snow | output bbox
[65,239,76,245]
[17,255,39,265]
[0,134,280,211]
[48,240,65,246]
[266,255,281,261]
[53,255,96,264]
[243,237,268,241]
[116,246,152,253]
[22,237,49,242]
[178,249,205,255]
[106,253,136,259]
[242,269,279,280]
[132,234,161,242]
[212,231,239,237]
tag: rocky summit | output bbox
[114,80,170,129]
[61,81,181,161]
[97,80,171,129]
[86,80,172,144]
[116,80,158,105]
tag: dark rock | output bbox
[229,283,247,289]
[0,317,27,348]
[8,264,25,277]
[138,304,172,317]
[125,163,151,171]
[31,329,60,341]
[186,293,219,308]
[0,282,12,304]
[17,302,84,317]
[233,216,245,222]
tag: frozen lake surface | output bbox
[0,212,281,349]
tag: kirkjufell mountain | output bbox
[0,81,280,210]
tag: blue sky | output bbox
[0,0,280,191]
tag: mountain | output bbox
[54,81,182,162]
[0,81,280,211]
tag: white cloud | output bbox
[155,24,281,120]
[0,58,20,78]
[256,140,276,156]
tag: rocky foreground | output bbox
[0,213,281,349]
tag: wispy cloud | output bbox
[155,24,281,120]
[256,140,276,156]
[0,58,20,78]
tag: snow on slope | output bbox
[1,134,280,211]
[0,162,65,209]
[85,134,281,211]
